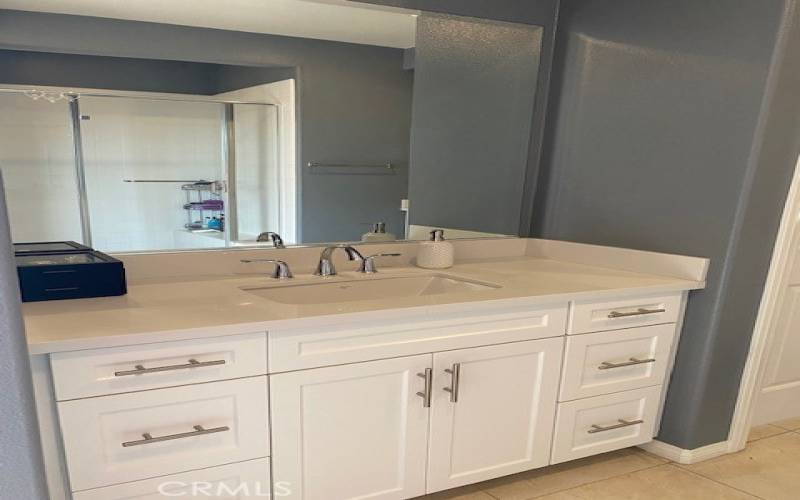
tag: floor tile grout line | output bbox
[482,462,669,500]
[767,423,800,432]
[675,464,767,499]
[483,488,501,499]
[746,427,791,443]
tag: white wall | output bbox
[0,93,83,243]
[79,96,225,252]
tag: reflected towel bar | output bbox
[306,162,396,175]
[307,162,394,169]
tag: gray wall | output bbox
[408,14,541,234]
[534,0,798,448]
[0,174,48,499]
[0,9,412,244]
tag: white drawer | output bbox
[568,293,681,334]
[269,302,567,372]
[551,386,661,464]
[58,377,270,491]
[51,333,267,400]
[559,324,676,401]
[72,458,271,499]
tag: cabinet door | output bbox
[271,355,432,500]
[427,338,564,492]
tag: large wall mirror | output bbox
[0,0,546,252]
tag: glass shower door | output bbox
[79,96,227,252]
[229,102,281,244]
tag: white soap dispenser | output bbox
[416,229,454,269]
[361,222,397,242]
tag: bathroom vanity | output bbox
[23,238,707,499]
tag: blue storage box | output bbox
[13,241,92,255]
[16,251,127,302]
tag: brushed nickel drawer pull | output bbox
[588,418,644,434]
[443,363,461,403]
[416,368,433,408]
[598,357,656,370]
[121,424,230,447]
[607,308,666,319]
[114,358,226,377]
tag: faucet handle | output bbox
[241,259,293,279]
[358,253,401,274]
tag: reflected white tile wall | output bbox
[0,94,84,243]
[234,103,279,241]
[79,97,225,252]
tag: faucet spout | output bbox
[257,232,285,249]
[315,245,364,277]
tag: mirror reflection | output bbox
[0,1,543,252]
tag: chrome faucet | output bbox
[256,232,285,249]
[314,245,364,277]
[241,259,293,279]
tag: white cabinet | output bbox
[51,333,267,400]
[42,289,691,499]
[271,339,566,499]
[268,302,567,372]
[59,377,270,491]
[559,324,675,401]
[427,338,563,492]
[72,458,271,500]
[270,355,431,500]
[569,293,681,334]
[551,385,661,464]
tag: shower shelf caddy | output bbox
[182,181,224,231]
[122,179,225,232]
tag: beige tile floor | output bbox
[419,420,800,500]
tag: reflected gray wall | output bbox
[0,49,223,94]
[360,0,561,236]
[534,0,797,448]
[0,9,412,244]
[214,65,297,92]
[407,14,541,234]
[0,48,298,95]
[0,173,48,499]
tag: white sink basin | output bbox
[242,274,501,305]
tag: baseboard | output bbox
[638,439,730,464]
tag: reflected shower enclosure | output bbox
[0,89,286,253]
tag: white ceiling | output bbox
[0,0,418,48]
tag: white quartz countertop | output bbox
[23,255,704,354]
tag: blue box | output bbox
[13,241,92,255]
[16,251,127,302]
